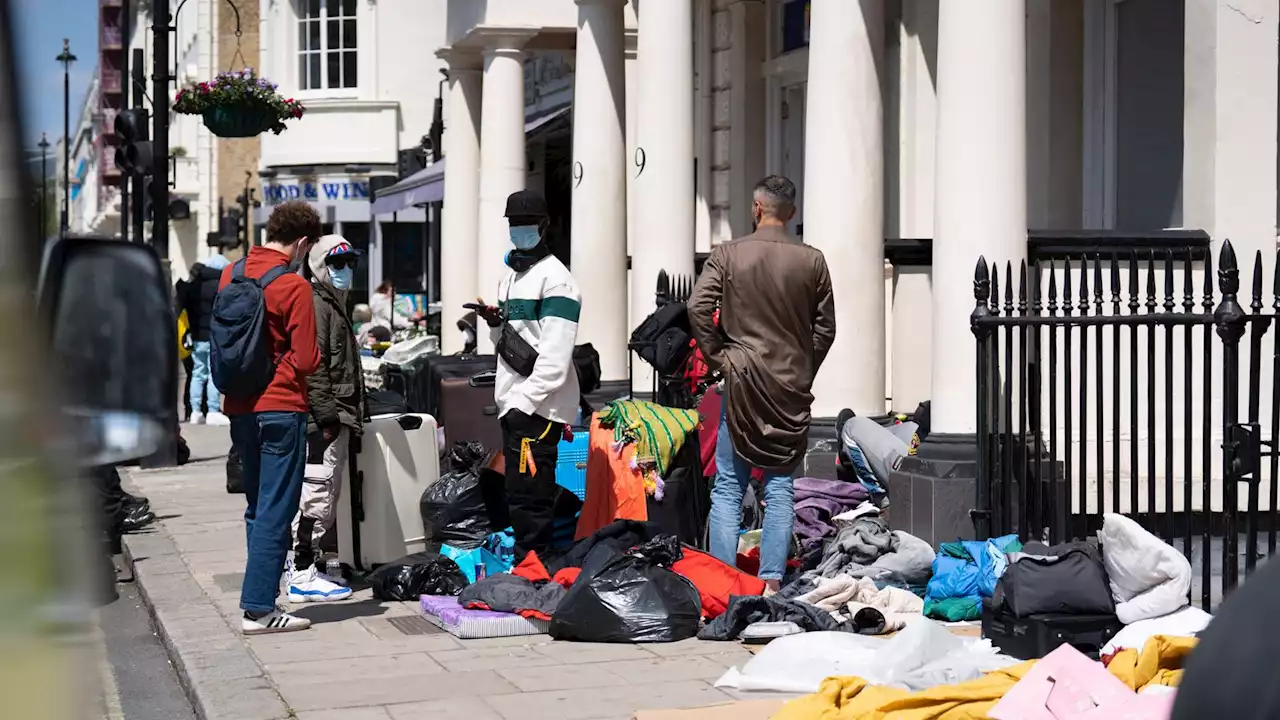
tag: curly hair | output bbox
[265,200,322,245]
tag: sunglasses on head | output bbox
[326,256,359,270]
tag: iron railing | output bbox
[972,239,1276,609]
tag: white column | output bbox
[476,33,534,353]
[803,0,886,418]
[437,49,482,354]
[632,0,695,390]
[572,0,629,381]
[930,1,1027,435]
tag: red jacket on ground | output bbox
[218,247,320,415]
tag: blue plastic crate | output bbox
[555,429,590,500]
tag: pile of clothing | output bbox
[769,631,1194,719]
[438,521,766,643]
[700,511,936,642]
[924,534,1023,621]
[596,399,700,499]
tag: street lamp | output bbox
[36,133,49,239]
[56,38,76,237]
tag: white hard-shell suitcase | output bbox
[336,413,441,570]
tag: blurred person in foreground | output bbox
[181,253,233,425]
[286,236,364,602]
[218,200,322,634]
[687,175,836,591]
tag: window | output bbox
[298,0,358,91]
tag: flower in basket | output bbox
[173,68,306,137]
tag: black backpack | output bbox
[629,302,694,376]
[210,260,291,398]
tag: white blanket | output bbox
[1099,513,1192,624]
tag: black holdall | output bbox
[991,543,1115,618]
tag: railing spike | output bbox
[1048,258,1059,313]
[1202,250,1215,311]
[1218,239,1240,297]
[1145,251,1157,313]
[1128,251,1140,315]
[1093,254,1104,313]
[1018,260,1028,313]
[990,262,1001,315]
[1063,258,1072,316]
[1078,255,1089,314]
[1163,250,1175,313]
[1251,249,1264,313]
[1182,250,1195,313]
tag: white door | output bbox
[781,83,806,237]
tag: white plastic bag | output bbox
[715,619,1019,694]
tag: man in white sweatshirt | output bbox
[475,189,582,555]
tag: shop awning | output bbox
[372,161,446,215]
[371,106,570,216]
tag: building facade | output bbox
[430,0,1278,445]
[255,0,449,306]
[69,0,222,282]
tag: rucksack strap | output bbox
[257,265,292,289]
[232,259,247,278]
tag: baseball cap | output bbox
[504,189,549,219]
[325,240,361,258]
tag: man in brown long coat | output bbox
[688,175,836,589]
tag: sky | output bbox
[13,0,99,152]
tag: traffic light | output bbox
[140,178,192,222]
[396,147,424,180]
[113,108,153,176]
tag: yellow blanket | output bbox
[771,635,1195,720]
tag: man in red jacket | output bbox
[219,200,323,635]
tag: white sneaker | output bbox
[189,412,205,425]
[316,566,349,587]
[287,565,353,603]
[241,606,311,635]
[206,412,231,426]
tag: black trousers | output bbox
[92,465,128,551]
[485,410,580,559]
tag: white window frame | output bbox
[1082,0,1119,228]
[294,0,360,99]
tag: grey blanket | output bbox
[811,522,936,587]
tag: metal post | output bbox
[37,134,49,239]
[119,7,130,242]
[57,39,76,237]
[131,49,145,246]
[141,1,178,469]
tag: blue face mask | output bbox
[329,266,354,291]
[509,224,541,250]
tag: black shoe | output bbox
[122,507,156,533]
[124,493,150,515]
[835,408,855,442]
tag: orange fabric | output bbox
[575,415,649,540]
[672,547,766,620]
[513,551,552,583]
[517,609,553,621]
[553,567,582,588]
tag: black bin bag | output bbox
[549,535,701,643]
[420,441,492,549]
[368,552,468,601]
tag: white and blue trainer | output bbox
[287,564,353,603]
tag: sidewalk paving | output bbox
[121,424,779,720]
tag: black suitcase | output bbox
[381,354,430,412]
[981,601,1122,660]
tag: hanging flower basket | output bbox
[173,68,305,138]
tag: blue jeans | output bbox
[708,402,795,581]
[189,341,221,414]
[231,412,307,614]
